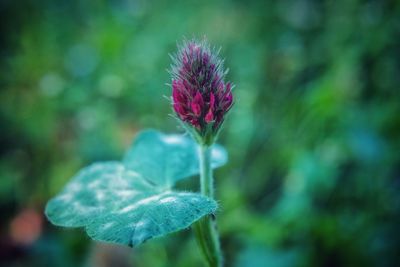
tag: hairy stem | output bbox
[193,145,223,267]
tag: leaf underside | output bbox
[45,130,227,246]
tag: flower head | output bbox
[170,39,233,145]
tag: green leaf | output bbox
[123,129,227,188]
[45,130,227,246]
[45,162,217,246]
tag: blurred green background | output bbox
[1,0,400,266]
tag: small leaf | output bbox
[123,130,227,187]
[45,130,226,247]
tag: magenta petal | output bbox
[194,91,204,105]
[191,91,204,116]
[223,92,233,111]
[172,85,186,104]
[205,109,214,123]
[191,103,201,116]
[173,103,187,118]
[209,92,215,110]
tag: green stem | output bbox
[193,145,223,267]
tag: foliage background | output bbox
[1,0,400,266]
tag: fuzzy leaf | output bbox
[45,162,217,246]
[123,130,227,187]
[45,130,226,246]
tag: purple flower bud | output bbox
[170,39,234,144]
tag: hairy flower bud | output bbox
[170,39,233,145]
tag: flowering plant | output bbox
[171,40,233,145]
[45,39,232,267]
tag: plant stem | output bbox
[193,145,223,267]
